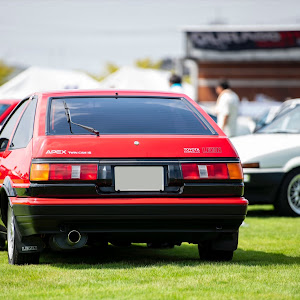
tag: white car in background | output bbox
[231,99,300,216]
[273,98,300,120]
[253,98,300,131]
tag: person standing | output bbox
[169,74,184,93]
[215,80,240,137]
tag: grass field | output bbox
[0,205,299,299]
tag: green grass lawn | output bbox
[0,205,299,299]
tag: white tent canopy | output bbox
[98,66,195,100]
[0,66,101,99]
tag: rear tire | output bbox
[7,205,40,265]
[0,225,6,249]
[275,168,300,216]
[198,243,233,261]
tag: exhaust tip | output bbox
[67,230,81,245]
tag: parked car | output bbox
[0,90,247,264]
[0,100,20,249]
[272,98,300,121]
[231,100,300,216]
[253,99,300,132]
[252,106,281,131]
[0,99,20,125]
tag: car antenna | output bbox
[62,101,100,137]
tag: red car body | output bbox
[0,90,247,264]
[0,99,20,125]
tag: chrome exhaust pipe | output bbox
[49,230,88,251]
[67,230,81,245]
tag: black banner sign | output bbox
[189,31,300,51]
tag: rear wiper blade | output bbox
[63,101,100,137]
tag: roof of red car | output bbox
[35,90,189,99]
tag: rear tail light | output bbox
[227,163,243,180]
[181,163,243,180]
[30,164,50,181]
[181,163,201,180]
[30,163,98,181]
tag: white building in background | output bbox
[182,25,300,103]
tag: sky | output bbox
[1,0,300,73]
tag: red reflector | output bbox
[49,164,97,180]
[181,163,200,180]
[80,164,98,180]
[205,163,229,179]
[181,163,229,180]
[49,164,72,180]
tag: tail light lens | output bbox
[181,163,201,180]
[30,163,98,181]
[181,163,243,180]
[30,164,50,181]
[227,163,243,180]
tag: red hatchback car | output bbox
[0,90,247,265]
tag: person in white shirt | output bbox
[215,80,240,138]
[169,74,184,93]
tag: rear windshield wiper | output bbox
[63,101,100,137]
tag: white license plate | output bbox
[114,166,164,192]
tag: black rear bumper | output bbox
[243,171,284,204]
[13,203,247,243]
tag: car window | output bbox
[257,105,300,134]
[0,101,28,152]
[10,98,37,149]
[276,105,289,116]
[48,97,215,135]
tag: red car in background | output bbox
[0,99,20,125]
[0,90,247,265]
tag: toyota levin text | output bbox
[0,90,247,264]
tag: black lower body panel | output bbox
[13,204,247,243]
[244,172,284,204]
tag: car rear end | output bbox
[13,91,248,262]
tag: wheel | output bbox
[7,205,40,265]
[0,225,6,249]
[275,168,300,216]
[198,243,233,262]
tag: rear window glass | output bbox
[48,97,214,135]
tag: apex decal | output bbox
[46,150,92,155]
[46,150,67,155]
